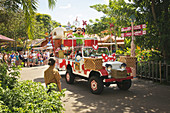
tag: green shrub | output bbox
[0,63,20,89]
[0,63,65,113]
[1,81,65,113]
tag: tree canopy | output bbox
[88,0,170,62]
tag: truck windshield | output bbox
[83,47,109,57]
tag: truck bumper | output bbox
[103,76,133,83]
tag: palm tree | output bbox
[0,0,57,38]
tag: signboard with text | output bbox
[121,30,146,37]
[121,24,146,32]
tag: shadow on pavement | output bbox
[61,77,170,113]
[34,77,45,83]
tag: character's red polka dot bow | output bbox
[102,53,116,62]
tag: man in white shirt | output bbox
[46,50,50,59]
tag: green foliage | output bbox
[48,0,57,9]
[0,63,65,112]
[0,63,20,89]
[136,49,162,62]
[124,47,131,56]
[90,0,170,62]
[116,47,131,56]
[0,0,58,40]
[124,37,131,48]
[1,81,65,113]
[116,49,124,55]
[131,0,170,62]
[35,13,52,33]
[86,18,109,36]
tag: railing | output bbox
[136,61,170,83]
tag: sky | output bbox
[37,0,130,27]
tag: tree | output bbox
[0,10,27,51]
[0,0,57,39]
[90,0,170,62]
[130,0,170,62]
[89,0,135,50]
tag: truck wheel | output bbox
[65,70,75,84]
[88,76,104,94]
[117,79,132,90]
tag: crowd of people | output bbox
[0,50,53,67]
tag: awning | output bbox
[0,35,15,42]
[46,46,53,50]
[32,46,47,50]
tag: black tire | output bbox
[88,76,104,94]
[65,69,75,84]
[117,79,132,90]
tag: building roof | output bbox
[97,35,124,42]
[0,35,15,42]
[30,39,46,47]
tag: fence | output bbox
[136,61,170,83]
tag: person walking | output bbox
[19,51,24,65]
[2,53,8,64]
[23,52,28,67]
[44,58,61,92]
[15,52,19,66]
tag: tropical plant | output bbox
[0,0,58,39]
[90,0,170,63]
[0,63,65,112]
[0,63,21,89]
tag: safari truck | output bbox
[55,37,133,94]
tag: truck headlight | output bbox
[105,64,112,72]
[120,63,126,69]
[108,75,112,78]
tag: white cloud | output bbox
[59,4,71,9]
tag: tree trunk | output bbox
[151,0,157,23]
[162,0,170,63]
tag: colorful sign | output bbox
[121,30,146,37]
[121,24,146,32]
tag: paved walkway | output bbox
[20,65,170,113]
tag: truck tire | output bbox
[117,79,132,90]
[88,76,104,94]
[65,70,75,84]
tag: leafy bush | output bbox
[0,63,65,113]
[0,63,20,89]
[136,49,162,62]
[1,81,65,113]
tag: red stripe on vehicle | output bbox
[126,67,132,73]
[98,68,108,76]
[60,59,66,68]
